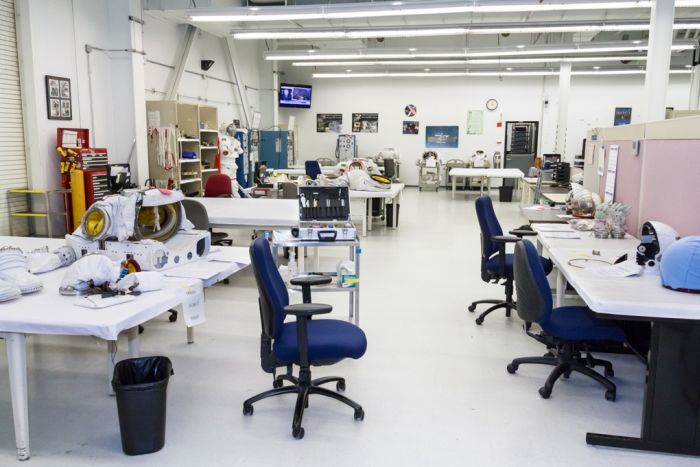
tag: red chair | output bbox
[205,174,233,198]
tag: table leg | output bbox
[555,270,567,307]
[4,333,30,460]
[127,327,140,358]
[452,175,456,199]
[107,340,117,395]
[298,246,305,272]
[391,192,400,229]
[360,200,367,236]
[587,321,700,456]
[487,177,492,197]
[354,245,360,325]
[366,199,372,232]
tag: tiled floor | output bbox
[0,187,696,466]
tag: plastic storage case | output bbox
[298,186,350,223]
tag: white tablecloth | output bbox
[349,183,404,199]
[195,197,299,228]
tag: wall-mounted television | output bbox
[279,83,312,109]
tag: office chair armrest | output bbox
[509,229,538,237]
[492,235,522,243]
[290,276,333,287]
[284,303,333,317]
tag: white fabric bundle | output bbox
[114,271,165,293]
[60,255,120,294]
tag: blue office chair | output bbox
[243,237,367,439]
[305,160,322,180]
[507,240,626,401]
[469,195,553,325]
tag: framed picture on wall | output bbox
[45,75,72,120]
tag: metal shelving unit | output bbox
[7,189,70,238]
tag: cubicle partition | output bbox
[583,116,700,237]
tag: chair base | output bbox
[243,375,363,439]
[468,299,516,325]
[507,346,616,401]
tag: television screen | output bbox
[279,83,312,108]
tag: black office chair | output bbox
[243,238,367,439]
[507,240,626,400]
[181,198,232,246]
[469,195,553,325]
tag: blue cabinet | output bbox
[259,131,288,170]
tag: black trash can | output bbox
[498,186,514,202]
[386,203,400,227]
[112,356,173,455]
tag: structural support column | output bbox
[128,0,149,185]
[166,24,197,101]
[223,37,252,128]
[555,62,571,157]
[643,0,675,122]
[689,64,700,110]
[272,40,280,128]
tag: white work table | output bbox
[543,240,700,456]
[449,168,523,199]
[0,235,248,460]
[349,183,404,236]
[196,197,299,229]
[267,166,337,177]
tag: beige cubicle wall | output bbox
[583,115,700,237]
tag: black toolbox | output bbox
[298,186,351,223]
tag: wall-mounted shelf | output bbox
[180,159,201,163]
[202,168,219,173]
[201,146,218,150]
[180,178,202,185]
[178,138,199,142]
[200,129,218,133]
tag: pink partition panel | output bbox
[597,140,644,235]
[638,140,700,237]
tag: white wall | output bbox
[17,0,147,194]
[142,12,266,128]
[279,67,692,185]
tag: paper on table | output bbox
[557,214,573,219]
[535,224,574,232]
[163,261,232,280]
[588,261,642,278]
[206,248,251,265]
[522,205,548,211]
[540,231,581,239]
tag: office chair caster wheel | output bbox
[605,369,615,378]
[354,408,365,421]
[605,390,616,402]
[506,363,518,374]
[468,304,476,312]
[538,387,551,399]
[563,370,571,379]
[475,317,484,325]
[168,313,177,323]
[138,325,144,334]
[273,379,283,389]
[243,404,254,416]
[293,427,305,439]
[336,381,346,392]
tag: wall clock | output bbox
[486,99,498,111]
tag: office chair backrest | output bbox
[305,160,322,180]
[181,199,209,231]
[205,174,233,198]
[383,159,396,179]
[513,240,552,324]
[475,195,504,259]
[250,237,289,340]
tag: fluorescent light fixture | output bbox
[233,22,700,40]
[292,56,648,67]
[268,44,695,61]
[312,69,692,79]
[191,1,700,23]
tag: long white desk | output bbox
[449,168,524,199]
[349,183,404,236]
[267,166,337,177]
[0,236,248,460]
[544,242,700,456]
[196,197,299,230]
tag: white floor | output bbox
[0,187,696,466]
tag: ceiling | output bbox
[144,0,700,76]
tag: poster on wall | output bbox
[316,113,343,133]
[613,107,632,126]
[425,126,459,148]
[352,113,379,133]
[45,75,72,120]
[403,121,419,134]
[404,104,417,117]
[466,110,484,135]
